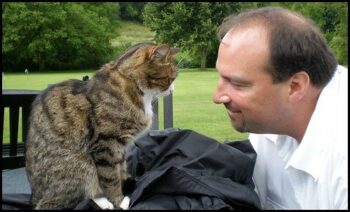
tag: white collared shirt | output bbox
[249,65,348,209]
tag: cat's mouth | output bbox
[158,88,173,97]
[164,83,175,95]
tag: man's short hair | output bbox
[217,6,338,87]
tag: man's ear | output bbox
[288,71,310,103]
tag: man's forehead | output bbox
[220,26,268,47]
[221,28,235,46]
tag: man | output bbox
[212,6,348,209]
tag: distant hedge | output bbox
[2,2,120,72]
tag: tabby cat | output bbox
[25,42,180,209]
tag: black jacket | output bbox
[126,128,261,210]
[2,128,261,210]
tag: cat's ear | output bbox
[150,45,169,60]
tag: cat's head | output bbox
[116,42,180,97]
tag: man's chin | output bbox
[231,122,247,133]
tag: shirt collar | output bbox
[263,66,347,181]
[286,65,346,181]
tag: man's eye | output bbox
[230,81,245,87]
[230,81,251,90]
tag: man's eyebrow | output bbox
[224,75,252,85]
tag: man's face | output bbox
[213,26,289,134]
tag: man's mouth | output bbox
[225,104,242,118]
[227,110,242,118]
[224,103,241,114]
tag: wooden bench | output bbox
[2,89,173,170]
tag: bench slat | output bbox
[2,88,173,170]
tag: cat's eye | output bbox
[148,75,168,80]
[153,52,163,59]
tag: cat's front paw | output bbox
[120,196,130,210]
[92,197,114,209]
[112,196,125,208]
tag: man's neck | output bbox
[291,87,322,143]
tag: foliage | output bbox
[325,3,348,65]
[2,2,120,72]
[280,2,347,65]
[119,2,146,23]
[2,2,347,72]
[143,2,347,68]
[143,2,241,68]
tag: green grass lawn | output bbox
[2,69,248,144]
[110,21,156,47]
[2,21,248,143]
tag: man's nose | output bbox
[213,82,230,104]
[213,94,230,104]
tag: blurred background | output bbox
[2,2,348,142]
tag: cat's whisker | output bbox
[177,58,184,66]
[151,97,160,105]
[158,63,171,66]
[176,56,186,70]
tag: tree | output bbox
[328,4,348,65]
[282,2,348,65]
[2,2,120,71]
[119,2,146,23]
[143,2,241,68]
